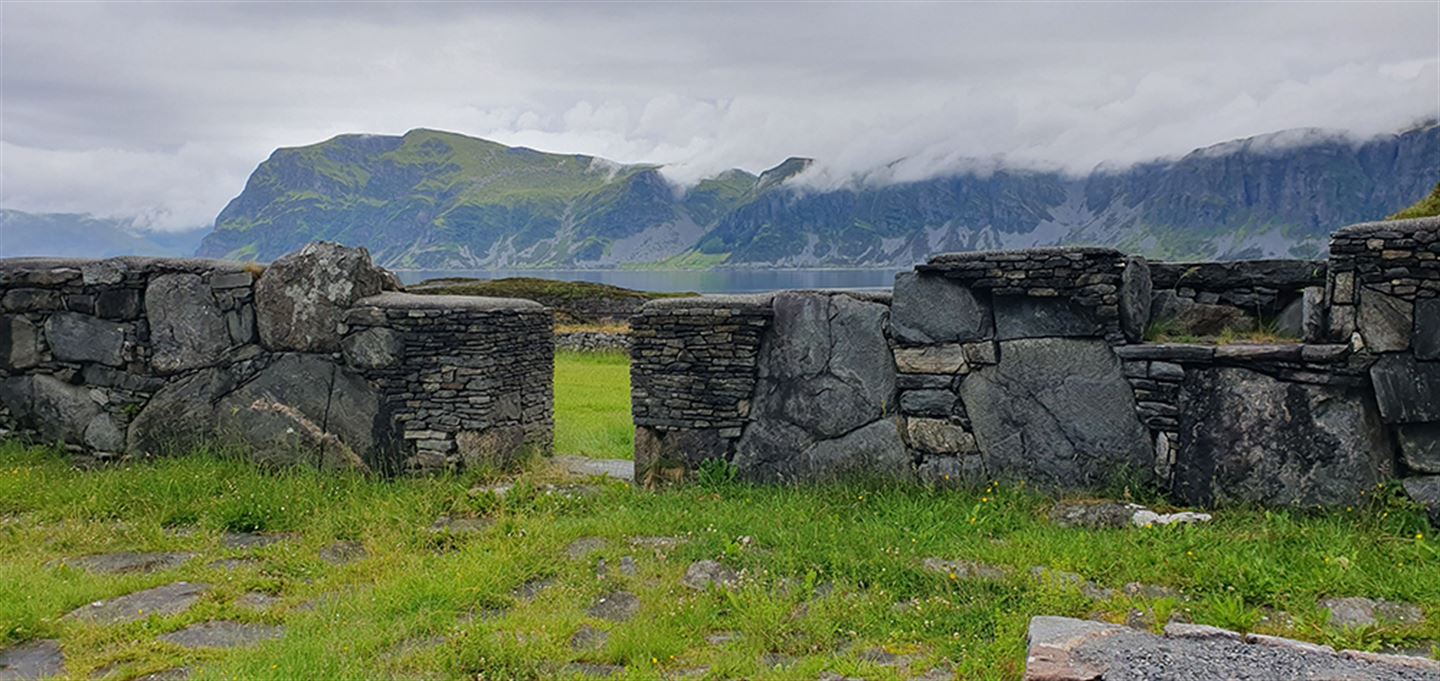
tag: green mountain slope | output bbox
[197,124,1439,267]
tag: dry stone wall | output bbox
[632,221,1439,521]
[0,242,552,474]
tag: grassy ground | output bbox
[554,351,634,460]
[0,441,1436,680]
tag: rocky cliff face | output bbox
[197,123,1439,268]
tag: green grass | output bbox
[1391,182,1440,220]
[554,351,634,460]
[0,444,1436,679]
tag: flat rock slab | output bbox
[235,592,283,612]
[0,639,64,680]
[1024,616,1440,680]
[566,537,607,561]
[554,456,634,481]
[158,621,284,649]
[683,560,738,591]
[1321,597,1426,628]
[65,582,209,625]
[587,591,640,622]
[67,552,195,574]
[221,532,295,550]
[428,517,492,534]
[560,662,624,678]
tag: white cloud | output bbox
[0,2,1435,231]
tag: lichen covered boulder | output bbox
[254,242,384,353]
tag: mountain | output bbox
[197,123,1439,267]
[1391,182,1440,219]
[0,210,210,259]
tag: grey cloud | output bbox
[1,2,1435,231]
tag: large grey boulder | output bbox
[215,354,381,470]
[1356,287,1413,352]
[146,273,230,374]
[1173,367,1393,507]
[733,418,910,484]
[0,315,41,370]
[959,338,1151,490]
[255,242,384,353]
[1398,424,1440,475]
[1370,353,1440,424]
[126,367,237,456]
[0,374,121,451]
[341,327,402,369]
[1119,256,1152,343]
[1402,476,1440,527]
[993,296,1102,340]
[1150,291,1255,337]
[43,313,125,366]
[890,272,991,345]
[1416,299,1440,360]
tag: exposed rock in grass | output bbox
[235,592,283,612]
[64,582,209,625]
[513,577,555,601]
[0,639,64,680]
[208,558,262,571]
[1320,597,1426,628]
[67,551,196,574]
[560,662,625,678]
[921,557,1007,581]
[221,532,295,550]
[683,560,738,591]
[1031,567,1115,601]
[704,631,740,646]
[158,621,284,649]
[1050,501,1211,530]
[569,624,607,650]
[588,591,640,622]
[554,455,634,482]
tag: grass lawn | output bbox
[0,440,1437,680]
[554,350,634,460]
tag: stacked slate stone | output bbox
[1149,260,1325,338]
[630,295,771,481]
[1115,342,1388,506]
[0,257,261,463]
[1328,216,1440,525]
[899,249,1154,490]
[0,242,553,476]
[555,331,630,353]
[343,293,553,474]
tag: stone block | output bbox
[1415,299,1440,360]
[1174,367,1393,507]
[1357,287,1413,352]
[95,289,142,320]
[906,417,977,454]
[900,390,956,417]
[993,295,1102,340]
[2,289,63,313]
[255,242,385,353]
[0,315,41,370]
[1370,353,1440,424]
[1119,256,1152,343]
[1402,476,1440,527]
[1398,423,1440,474]
[43,313,126,367]
[342,327,402,369]
[890,272,992,345]
[147,273,230,374]
[894,345,967,374]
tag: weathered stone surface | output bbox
[95,289,142,320]
[588,591,640,622]
[804,418,912,481]
[215,355,379,470]
[0,316,40,370]
[341,327,401,369]
[0,639,64,680]
[42,312,125,366]
[906,417,976,455]
[126,368,236,456]
[994,296,1102,340]
[1174,367,1392,507]
[899,389,956,416]
[1370,354,1440,424]
[221,532,294,550]
[68,551,195,575]
[1049,501,1145,530]
[890,272,991,345]
[960,338,1150,490]
[1357,287,1414,352]
[157,621,284,649]
[1320,597,1426,628]
[1402,476,1440,527]
[1416,299,1440,361]
[0,375,119,450]
[1151,292,1255,337]
[255,242,384,353]
[894,345,967,374]
[916,455,984,487]
[146,273,230,374]
[1398,424,1440,474]
[683,560,737,591]
[319,540,366,565]
[64,582,208,625]
[633,426,728,480]
[455,426,528,471]
[1119,256,1152,343]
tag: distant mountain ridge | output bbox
[0,210,209,259]
[196,123,1439,267]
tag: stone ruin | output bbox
[0,242,552,474]
[1,217,1437,523]
[632,216,1440,520]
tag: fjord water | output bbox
[397,268,909,293]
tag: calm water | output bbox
[396,268,909,293]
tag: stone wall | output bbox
[1148,260,1325,337]
[0,242,552,474]
[631,221,1439,521]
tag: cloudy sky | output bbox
[2,1,1436,232]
